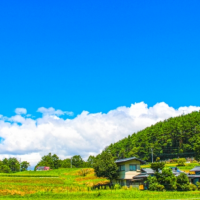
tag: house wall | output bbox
[113,159,142,187]
[118,160,141,179]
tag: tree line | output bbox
[35,153,95,170]
[0,158,29,173]
[106,111,200,161]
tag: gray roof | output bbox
[115,157,146,164]
[188,175,200,178]
[141,168,154,174]
[190,166,200,172]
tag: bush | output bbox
[177,173,190,191]
[114,184,121,189]
[192,160,198,163]
[156,157,160,162]
[190,184,197,191]
[121,185,128,190]
[149,183,164,191]
[129,186,139,190]
[196,182,200,190]
[177,158,186,166]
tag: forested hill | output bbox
[107,111,200,161]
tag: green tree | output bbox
[61,158,71,168]
[0,165,11,173]
[146,176,164,191]
[177,173,190,191]
[147,168,177,191]
[8,158,20,172]
[177,158,186,166]
[71,155,84,168]
[158,168,177,191]
[93,151,119,182]
[21,161,30,171]
[2,158,9,166]
[36,153,61,169]
[150,162,165,172]
[87,155,96,167]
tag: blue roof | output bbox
[115,157,146,164]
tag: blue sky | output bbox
[0,0,200,117]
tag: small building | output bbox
[36,166,50,171]
[133,167,184,190]
[188,166,200,185]
[112,157,146,188]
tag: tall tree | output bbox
[93,151,119,182]
[71,155,84,168]
[8,158,20,172]
[21,161,30,171]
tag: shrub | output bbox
[149,183,164,191]
[196,182,200,190]
[177,158,186,166]
[156,157,160,162]
[177,173,190,191]
[151,162,165,172]
[190,184,197,191]
[114,184,121,189]
[121,185,128,190]
[129,186,138,190]
[192,160,198,163]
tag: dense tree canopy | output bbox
[106,111,200,161]
[93,150,119,181]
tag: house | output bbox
[133,167,184,190]
[112,157,146,188]
[188,166,200,185]
[36,166,50,171]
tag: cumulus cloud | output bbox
[37,107,73,116]
[0,102,199,167]
[15,108,27,115]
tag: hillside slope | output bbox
[107,111,200,161]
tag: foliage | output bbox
[147,167,176,191]
[190,183,197,191]
[21,161,30,171]
[176,173,190,191]
[87,155,96,167]
[0,165,11,173]
[71,155,84,168]
[146,176,164,191]
[150,162,165,172]
[156,157,160,162]
[7,158,20,172]
[36,153,61,170]
[61,158,71,168]
[177,158,186,166]
[114,183,121,189]
[106,111,200,161]
[93,151,119,181]
[196,182,200,190]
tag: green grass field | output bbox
[0,167,199,200]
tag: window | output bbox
[137,165,140,170]
[129,164,136,171]
[119,165,125,171]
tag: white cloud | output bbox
[0,102,199,167]
[37,107,73,116]
[15,108,27,115]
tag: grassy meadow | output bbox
[0,166,199,199]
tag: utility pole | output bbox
[151,148,153,163]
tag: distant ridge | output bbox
[107,111,200,161]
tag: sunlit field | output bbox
[0,168,199,200]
